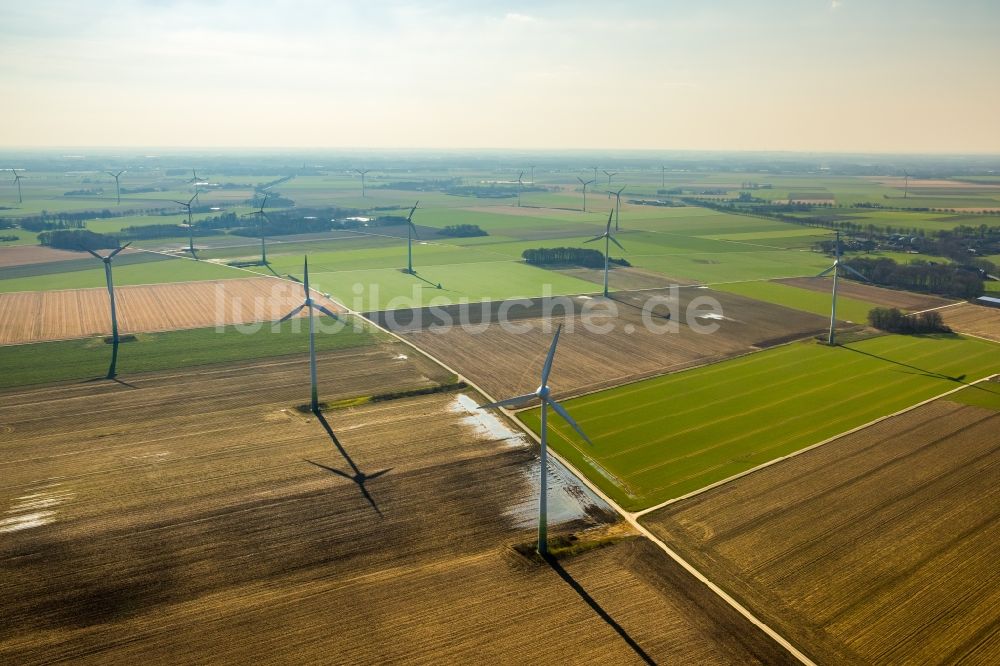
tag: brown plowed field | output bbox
[942,302,1000,342]
[0,277,332,345]
[642,395,1000,665]
[775,276,956,311]
[378,288,829,401]
[0,348,793,664]
[0,246,120,268]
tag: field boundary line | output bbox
[908,301,966,315]
[632,372,999,519]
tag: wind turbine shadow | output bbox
[543,554,656,665]
[842,344,982,388]
[307,411,390,517]
[410,270,454,292]
[607,293,672,320]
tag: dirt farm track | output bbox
[642,387,1000,665]
[0,343,795,665]
[0,277,328,345]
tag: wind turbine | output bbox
[355,168,371,197]
[603,170,617,186]
[818,230,868,345]
[517,171,524,207]
[171,192,200,256]
[84,243,132,379]
[105,169,126,205]
[591,166,598,185]
[242,191,271,264]
[903,171,910,199]
[479,325,592,556]
[661,165,666,189]
[529,165,536,184]
[585,210,625,297]
[577,177,594,212]
[10,169,24,204]
[188,169,206,184]
[607,185,626,230]
[404,201,419,274]
[279,257,341,413]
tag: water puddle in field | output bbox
[393,353,408,360]
[0,484,73,533]
[506,457,614,529]
[450,393,527,446]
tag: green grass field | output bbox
[0,316,382,389]
[520,334,1000,511]
[714,279,879,323]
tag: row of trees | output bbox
[439,224,487,237]
[845,257,985,298]
[38,229,119,251]
[867,307,950,334]
[522,247,630,269]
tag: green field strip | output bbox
[944,379,1000,411]
[714,279,878,323]
[0,316,383,389]
[519,334,1000,511]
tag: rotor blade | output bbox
[842,264,869,281]
[548,399,593,446]
[577,177,585,185]
[315,305,340,320]
[604,209,613,234]
[85,248,103,260]
[584,234,605,244]
[170,200,188,207]
[609,234,625,252]
[409,221,420,240]
[616,185,626,195]
[407,201,419,222]
[286,274,302,284]
[817,265,836,278]
[278,304,305,322]
[479,392,537,410]
[303,257,311,296]
[109,242,132,257]
[540,324,562,387]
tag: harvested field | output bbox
[374,288,829,401]
[0,348,793,665]
[0,246,118,268]
[942,302,1000,342]
[0,277,331,345]
[642,392,1000,665]
[775,276,956,312]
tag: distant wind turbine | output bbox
[355,168,371,197]
[903,171,910,199]
[280,257,341,413]
[105,169,126,205]
[517,171,524,207]
[603,170,617,186]
[585,210,625,297]
[577,177,594,212]
[405,201,419,274]
[661,165,665,189]
[480,325,592,556]
[607,185,626,230]
[84,243,132,379]
[171,192,201,257]
[818,230,869,345]
[242,191,271,264]
[529,165,536,184]
[10,169,24,204]
[592,166,598,185]
[188,169,206,184]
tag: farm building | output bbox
[974,296,1000,309]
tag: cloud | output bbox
[504,12,537,23]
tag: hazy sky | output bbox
[2,0,998,152]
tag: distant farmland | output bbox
[520,334,1000,510]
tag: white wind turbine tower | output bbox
[608,185,626,230]
[106,169,126,205]
[818,230,868,345]
[171,192,200,256]
[279,257,341,413]
[404,201,419,274]
[242,191,271,265]
[85,243,132,379]
[903,170,910,199]
[10,169,24,204]
[355,168,371,197]
[585,210,625,297]
[480,325,592,555]
[577,176,594,212]
[517,171,524,207]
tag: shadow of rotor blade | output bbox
[304,459,353,480]
[303,459,387,518]
[544,554,656,665]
